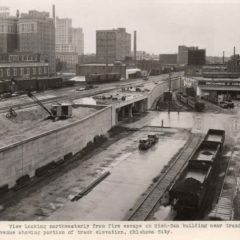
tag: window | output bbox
[32,68,36,74]
[7,69,10,76]
[13,68,17,76]
[0,69,3,77]
[20,68,24,76]
[44,67,47,74]
[38,67,42,74]
[27,68,30,75]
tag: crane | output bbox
[27,91,56,121]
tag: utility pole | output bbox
[168,71,172,113]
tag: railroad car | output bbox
[0,77,63,95]
[176,92,205,112]
[169,129,225,214]
[0,80,11,93]
[86,73,121,84]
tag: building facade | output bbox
[76,63,126,79]
[137,60,162,75]
[18,10,56,74]
[159,54,178,65]
[71,28,84,55]
[55,17,84,72]
[56,52,78,72]
[0,8,18,53]
[0,52,49,80]
[96,28,131,63]
[178,45,198,65]
[188,49,206,65]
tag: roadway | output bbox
[0,73,182,114]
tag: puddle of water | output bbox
[74,97,97,105]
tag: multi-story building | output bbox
[178,45,198,65]
[55,17,84,72]
[0,52,49,80]
[0,7,18,53]
[96,28,131,63]
[56,52,78,72]
[137,60,161,75]
[71,28,84,55]
[55,17,72,45]
[188,49,206,65]
[18,10,55,74]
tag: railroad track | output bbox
[124,133,203,221]
[0,77,171,114]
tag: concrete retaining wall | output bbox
[0,106,112,188]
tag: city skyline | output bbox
[3,0,240,56]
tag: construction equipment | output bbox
[27,91,72,121]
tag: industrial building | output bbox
[96,28,131,63]
[0,52,49,80]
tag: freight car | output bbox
[85,73,121,84]
[176,92,205,112]
[0,77,63,96]
[169,129,225,214]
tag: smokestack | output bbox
[234,46,236,59]
[134,31,137,62]
[223,51,225,64]
[52,4,55,21]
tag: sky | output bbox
[3,0,240,56]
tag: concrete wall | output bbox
[0,106,112,188]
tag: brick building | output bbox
[96,28,131,63]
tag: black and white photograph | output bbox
[0,0,240,228]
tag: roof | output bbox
[126,68,141,74]
[199,85,240,91]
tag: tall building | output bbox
[71,28,84,55]
[55,17,72,45]
[55,17,84,72]
[188,49,206,65]
[0,7,18,53]
[96,28,131,63]
[178,45,198,65]
[18,10,56,74]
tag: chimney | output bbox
[134,31,137,62]
[223,51,225,64]
[52,4,55,21]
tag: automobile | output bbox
[219,101,228,109]
[138,138,152,150]
[76,87,85,91]
[148,134,159,144]
[225,100,234,108]
[85,85,95,90]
